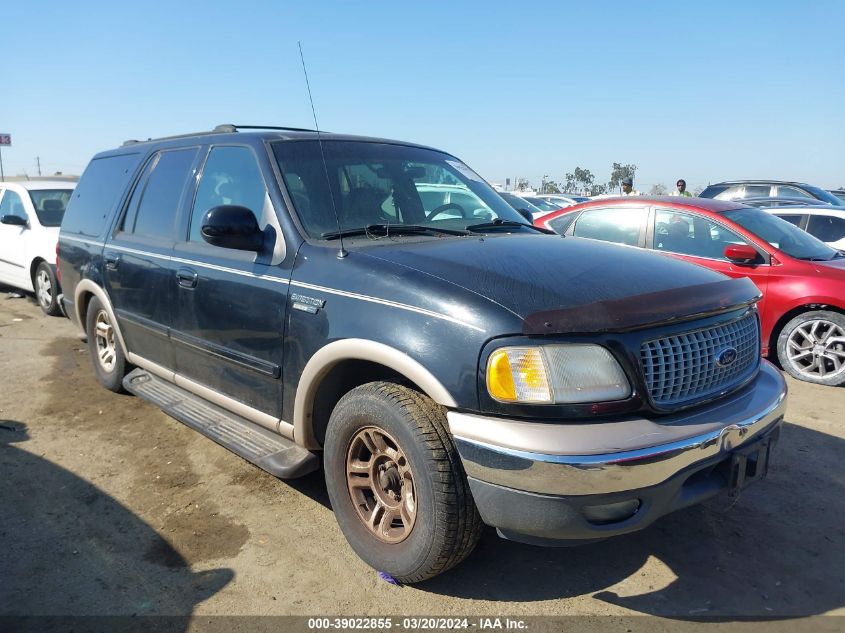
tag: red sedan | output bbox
[536,196,845,386]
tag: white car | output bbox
[536,194,590,207]
[764,205,845,251]
[0,180,75,315]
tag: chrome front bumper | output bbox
[449,360,787,497]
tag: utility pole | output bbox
[36,156,42,177]
[0,133,11,182]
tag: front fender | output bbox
[293,338,458,448]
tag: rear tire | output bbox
[34,262,61,316]
[323,382,482,583]
[776,310,845,386]
[86,296,129,392]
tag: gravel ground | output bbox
[0,286,842,627]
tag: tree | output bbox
[541,180,561,194]
[515,178,531,192]
[649,183,668,196]
[589,183,607,196]
[608,162,638,193]
[563,167,595,194]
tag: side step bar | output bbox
[123,368,319,479]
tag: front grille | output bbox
[640,312,759,407]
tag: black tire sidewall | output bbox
[777,310,845,386]
[34,262,61,316]
[86,296,127,392]
[324,388,440,578]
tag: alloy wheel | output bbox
[94,310,117,373]
[346,426,417,544]
[36,269,53,309]
[786,318,845,381]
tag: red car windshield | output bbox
[723,207,842,261]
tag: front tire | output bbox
[777,310,845,386]
[34,262,61,316]
[86,296,130,392]
[323,382,482,583]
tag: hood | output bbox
[360,234,751,330]
[813,256,845,275]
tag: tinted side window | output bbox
[62,153,142,238]
[189,146,266,242]
[654,209,751,260]
[777,186,814,200]
[0,190,26,219]
[127,148,198,240]
[713,185,743,200]
[120,155,156,233]
[572,207,647,246]
[807,215,845,242]
[775,214,805,227]
[744,185,771,198]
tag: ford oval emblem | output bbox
[716,347,738,368]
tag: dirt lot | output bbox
[1,286,843,624]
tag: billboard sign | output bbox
[0,134,11,146]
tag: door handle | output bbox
[104,252,121,271]
[176,267,198,289]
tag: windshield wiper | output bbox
[322,224,470,240]
[465,218,550,233]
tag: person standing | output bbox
[621,176,641,196]
[671,179,693,197]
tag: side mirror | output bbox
[517,208,534,223]
[724,244,759,265]
[201,205,264,251]
[1,214,27,227]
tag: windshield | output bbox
[27,189,73,226]
[523,196,559,211]
[723,206,840,260]
[498,191,542,213]
[802,185,844,206]
[272,141,527,239]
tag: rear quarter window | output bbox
[63,153,142,238]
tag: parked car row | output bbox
[50,125,788,583]
[700,179,844,206]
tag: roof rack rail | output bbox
[214,124,322,133]
[120,124,322,147]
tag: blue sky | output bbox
[2,0,844,192]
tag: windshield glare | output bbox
[498,191,541,212]
[523,196,559,211]
[723,206,839,260]
[28,189,73,227]
[272,141,526,239]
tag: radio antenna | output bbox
[298,41,347,258]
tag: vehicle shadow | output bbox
[0,281,38,308]
[417,420,844,618]
[0,420,233,617]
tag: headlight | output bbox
[486,344,631,404]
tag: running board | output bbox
[123,368,319,479]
